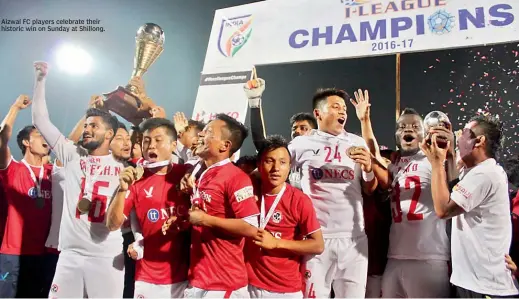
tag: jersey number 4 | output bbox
[75,178,109,223]
[392,175,424,223]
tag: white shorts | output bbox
[48,250,125,298]
[248,285,303,298]
[381,258,450,298]
[365,275,382,298]
[184,285,249,298]
[134,280,187,298]
[304,235,368,298]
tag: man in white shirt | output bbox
[421,115,519,297]
[289,88,377,298]
[31,61,127,298]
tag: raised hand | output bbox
[150,106,166,119]
[243,67,265,108]
[88,95,108,111]
[173,112,188,135]
[13,94,31,110]
[34,61,49,81]
[351,89,371,121]
[129,76,146,96]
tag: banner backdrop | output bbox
[192,0,519,155]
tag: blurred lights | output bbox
[55,44,92,75]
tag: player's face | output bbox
[196,120,230,159]
[110,128,131,161]
[26,129,49,156]
[180,126,201,152]
[259,147,291,188]
[314,96,347,136]
[395,114,424,155]
[457,121,481,162]
[82,116,112,151]
[142,127,176,163]
[291,120,313,139]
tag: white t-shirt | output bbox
[289,129,366,238]
[45,163,65,249]
[387,151,450,260]
[450,158,519,296]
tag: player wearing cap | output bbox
[289,88,377,298]
[352,90,452,298]
[31,61,127,298]
[0,95,52,298]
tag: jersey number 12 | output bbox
[392,175,424,223]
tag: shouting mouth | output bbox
[338,117,346,125]
[402,134,416,144]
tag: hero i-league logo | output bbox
[217,15,253,57]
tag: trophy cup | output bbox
[103,23,165,125]
[424,111,452,148]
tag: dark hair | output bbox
[257,135,291,161]
[85,108,118,133]
[139,118,177,141]
[290,112,317,129]
[380,149,395,160]
[187,119,205,132]
[214,114,248,155]
[400,107,421,117]
[312,88,349,110]
[16,125,36,155]
[116,121,127,132]
[504,155,519,188]
[469,114,504,158]
[235,155,257,167]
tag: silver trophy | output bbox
[424,111,451,148]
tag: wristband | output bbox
[362,171,374,182]
[248,97,261,108]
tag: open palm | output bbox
[351,89,371,121]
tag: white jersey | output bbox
[55,141,125,257]
[45,163,65,249]
[289,129,366,238]
[31,72,125,258]
[450,158,519,296]
[387,151,450,260]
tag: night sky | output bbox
[0,0,517,159]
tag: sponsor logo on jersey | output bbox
[234,186,254,202]
[453,183,472,199]
[144,187,154,198]
[28,187,38,198]
[50,284,59,293]
[272,211,282,223]
[147,209,160,222]
[311,167,355,180]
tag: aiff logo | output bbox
[217,15,253,58]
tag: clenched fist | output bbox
[119,166,143,191]
[13,95,31,110]
[34,61,48,81]
[243,78,265,108]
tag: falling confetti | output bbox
[423,43,519,159]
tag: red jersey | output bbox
[123,163,191,284]
[0,183,6,248]
[189,159,259,291]
[246,184,320,293]
[0,159,52,255]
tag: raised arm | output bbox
[351,89,392,189]
[244,75,267,151]
[31,62,71,162]
[0,95,32,169]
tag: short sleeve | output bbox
[123,185,136,218]
[227,172,259,219]
[450,171,491,212]
[288,138,301,168]
[0,157,16,178]
[296,191,320,236]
